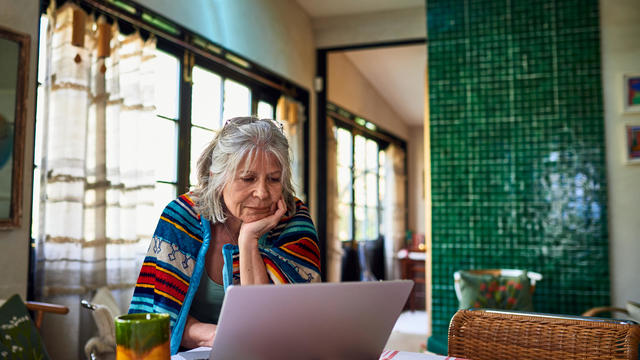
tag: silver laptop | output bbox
[208,280,413,360]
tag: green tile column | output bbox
[427,0,608,348]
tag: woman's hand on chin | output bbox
[238,198,286,247]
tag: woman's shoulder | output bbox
[161,193,201,221]
[291,197,312,219]
[155,193,205,246]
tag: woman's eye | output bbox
[241,177,255,183]
[269,177,281,183]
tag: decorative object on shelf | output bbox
[623,73,640,113]
[624,124,640,164]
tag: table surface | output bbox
[172,347,467,360]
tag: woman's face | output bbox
[222,151,283,223]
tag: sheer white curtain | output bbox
[276,96,306,201]
[325,117,342,282]
[383,144,407,280]
[34,4,156,357]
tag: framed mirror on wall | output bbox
[0,25,30,229]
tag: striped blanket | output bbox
[128,194,321,354]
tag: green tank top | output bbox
[189,270,225,324]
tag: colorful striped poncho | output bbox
[128,194,321,354]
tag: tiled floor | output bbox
[384,310,428,352]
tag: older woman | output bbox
[128,117,321,354]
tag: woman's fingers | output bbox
[240,198,286,240]
[264,199,286,230]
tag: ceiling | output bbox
[343,45,426,126]
[295,0,425,18]
[296,0,426,127]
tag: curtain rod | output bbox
[80,0,293,96]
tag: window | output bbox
[152,50,180,219]
[141,42,292,198]
[335,126,386,243]
[188,68,254,188]
[257,101,274,119]
[31,1,309,240]
[189,65,222,186]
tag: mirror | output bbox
[0,26,30,229]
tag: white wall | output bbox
[133,0,320,217]
[327,52,409,140]
[0,0,39,299]
[408,126,425,234]
[313,7,426,49]
[600,0,640,307]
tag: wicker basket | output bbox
[448,309,640,360]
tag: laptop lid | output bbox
[209,280,413,360]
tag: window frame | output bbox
[329,104,407,248]
[80,0,313,199]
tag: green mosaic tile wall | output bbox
[427,0,609,340]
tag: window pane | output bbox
[34,86,45,168]
[378,150,386,203]
[366,139,378,171]
[354,205,365,241]
[37,16,48,84]
[379,174,386,204]
[337,203,352,241]
[366,206,378,240]
[353,174,365,206]
[366,172,377,207]
[153,182,177,220]
[31,167,41,239]
[223,79,251,120]
[190,127,215,186]
[337,165,352,203]
[354,135,365,172]
[192,66,222,129]
[336,128,352,167]
[152,118,178,183]
[257,101,274,119]
[154,50,180,119]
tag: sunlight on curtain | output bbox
[33,3,157,357]
[383,144,407,280]
[326,117,343,282]
[276,96,306,201]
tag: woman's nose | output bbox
[253,179,269,199]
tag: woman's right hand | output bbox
[181,315,216,348]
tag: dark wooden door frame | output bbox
[315,38,426,281]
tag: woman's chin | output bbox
[241,213,270,223]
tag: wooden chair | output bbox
[448,309,640,360]
[25,301,69,330]
[0,295,70,359]
[0,297,69,331]
[582,301,640,322]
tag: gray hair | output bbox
[192,117,296,223]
